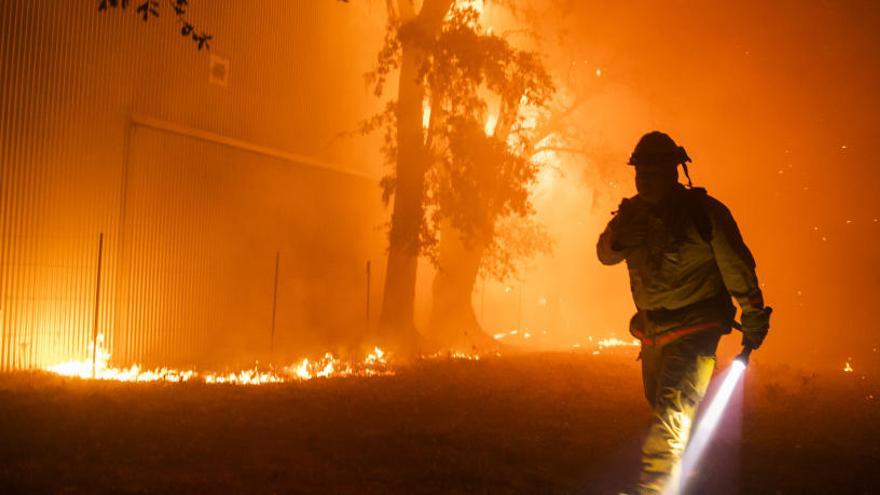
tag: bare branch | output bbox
[523,94,587,154]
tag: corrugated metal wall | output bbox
[0,1,386,370]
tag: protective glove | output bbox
[741,330,767,350]
[610,200,651,250]
[741,306,772,350]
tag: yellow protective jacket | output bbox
[597,185,765,346]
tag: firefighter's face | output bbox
[635,163,678,203]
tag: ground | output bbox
[0,352,878,494]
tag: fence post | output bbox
[365,260,371,332]
[91,233,104,379]
[270,251,280,356]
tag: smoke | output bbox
[442,0,880,369]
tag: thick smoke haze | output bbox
[403,0,880,370]
[555,0,880,370]
[1,3,877,494]
[1,1,876,373]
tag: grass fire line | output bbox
[44,336,396,385]
[42,333,643,385]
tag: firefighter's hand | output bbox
[741,306,772,350]
[608,199,647,250]
[611,221,650,250]
[610,205,651,250]
[741,330,767,350]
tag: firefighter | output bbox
[596,131,772,494]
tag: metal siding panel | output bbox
[0,2,10,370]
[1,1,384,371]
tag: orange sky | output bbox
[519,0,880,369]
[399,0,880,370]
[2,0,877,372]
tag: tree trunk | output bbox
[378,42,426,347]
[426,222,496,351]
[377,0,453,352]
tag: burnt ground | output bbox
[0,352,878,495]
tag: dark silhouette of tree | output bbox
[365,4,557,351]
[97,0,213,50]
[360,0,455,353]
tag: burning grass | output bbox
[45,336,393,385]
[40,333,640,385]
[1,352,878,494]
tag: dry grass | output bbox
[0,352,877,494]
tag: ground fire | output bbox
[2,0,879,494]
[45,335,394,384]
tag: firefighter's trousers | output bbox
[637,331,720,494]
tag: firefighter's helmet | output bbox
[627,131,691,167]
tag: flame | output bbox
[570,336,640,354]
[484,112,498,136]
[596,337,640,350]
[422,99,431,130]
[423,350,485,361]
[45,335,392,385]
[44,331,642,385]
[844,360,854,373]
[456,0,484,16]
[449,351,481,361]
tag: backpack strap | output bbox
[686,187,713,244]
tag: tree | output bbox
[366,3,556,351]
[362,0,455,352]
[96,0,213,50]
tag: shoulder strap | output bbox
[686,187,713,243]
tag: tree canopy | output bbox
[365,5,556,281]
